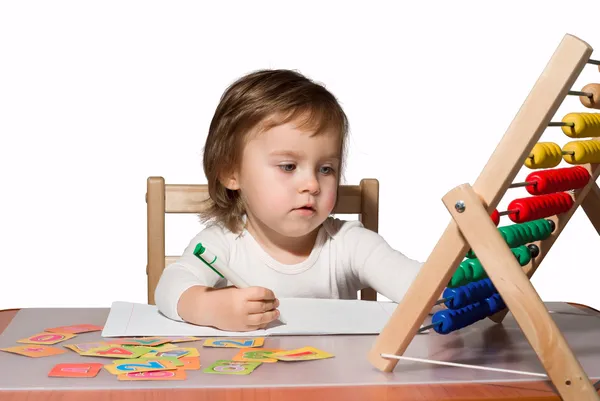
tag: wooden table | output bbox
[1,304,599,401]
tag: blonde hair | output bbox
[200,69,349,233]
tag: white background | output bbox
[1,1,599,310]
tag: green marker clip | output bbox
[193,243,224,279]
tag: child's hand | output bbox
[210,286,281,332]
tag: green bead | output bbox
[466,259,483,281]
[512,245,531,266]
[448,264,466,288]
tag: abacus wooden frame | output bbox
[367,33,600,401]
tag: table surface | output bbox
[1,302,599,401]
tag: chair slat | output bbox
[165,184,364,214]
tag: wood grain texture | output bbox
[1,308,598,401]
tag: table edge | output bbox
[0,304,596,401]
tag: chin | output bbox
[276,221,323,238]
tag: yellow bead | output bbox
[525,142,562,169]
[561,112,600,138]
[562,140,600,164]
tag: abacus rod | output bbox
[568,90,593,97]
[418,321,440,332]
[548,122,575,127]
[380,354,548,378]
[587,58,600,65]
[434,297,448,306]
[508,181,535,189]
[527,150,575,159]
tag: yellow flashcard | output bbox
[17,332,75,345]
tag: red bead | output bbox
[507,192,573,223]
[525,166,590,195]
[490,209,500,226]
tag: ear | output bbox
[219,169,240,190]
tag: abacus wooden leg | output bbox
[442,184,599,401]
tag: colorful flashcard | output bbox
[45,324,103,334]
[270,346,334,361]
[80,345,150,359]
[106,337,171,347]
[179,357,201,370]
[0,345,67,358]
[148,343,177,350]
[143,346,198,358]
[203,360,261,375]
[159,336,200,343]
[176,347,199,357]
[121,345,155,355]
[232,348,282,363]
[64,342,109,354]
[17,332,76,345]
[118,368,186,381]
[49,363,104,378]
[104,359,178,375]
[203,337,264,348]
[136,356,184,367]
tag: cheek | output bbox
[321,187,338,212]
[247,174,291,207]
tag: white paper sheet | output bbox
[101,298,405,337]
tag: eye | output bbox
[320,166,334,175]
[279,163,296,172]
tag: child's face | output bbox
[233,120,341,238]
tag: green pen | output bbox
[193,243,249,288]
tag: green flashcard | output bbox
[203,359,261,375]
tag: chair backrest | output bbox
[146,176,379,304]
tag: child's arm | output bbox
[339,220,443,313]
[154,225,281,331]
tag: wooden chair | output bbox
[146,176,380,305]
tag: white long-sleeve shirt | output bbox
[154,217,423,321]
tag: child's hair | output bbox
[200,69,349,233]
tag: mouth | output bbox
[294,205,316,212]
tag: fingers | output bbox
[245,298,279,314]
[247,309,280,327]
[243,286,276,301]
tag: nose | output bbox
[299,173,320,195]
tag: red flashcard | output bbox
[49,363,104,378]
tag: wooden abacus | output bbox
[367,33,600,401]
